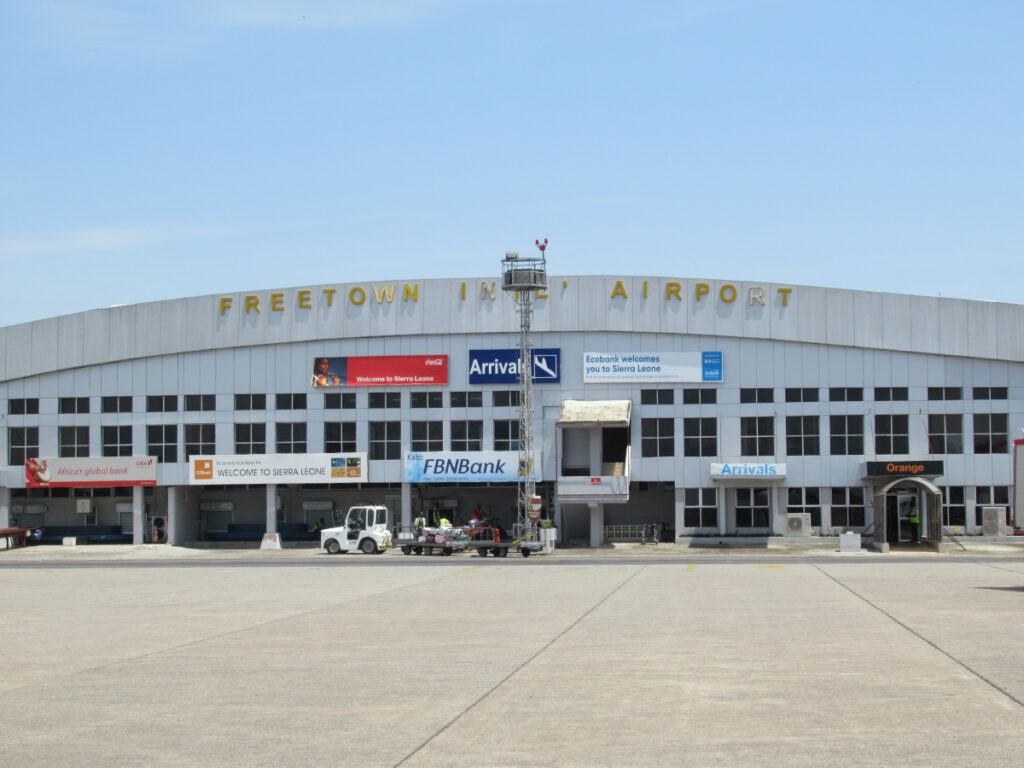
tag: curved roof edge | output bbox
[2,275,1022,381]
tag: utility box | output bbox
[981,506,1005,537]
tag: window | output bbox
[411,391,443,409]
[102,396,132,413]
[785,416,819,456]
[185,424,215,461]
[102,425,132,457]
[185,394,216,411]
[683,417,716,457]
[235,394,267,410]
[146,395,178,412]
[736,488,770,528]
[368,392,402,409]
[275,422,307,453]
[787,487,821,527]
[941,486,966,527]
[8,427,39,465]
[829,387,863,402]
[492,390,522,407]
[8,398,40,415]
[974,413,1008,454]
[640,389,673,405]
[875,415,909,454]
[59,426,89,458]
[147,425,178,463]
[785,388,819,403]
[59,397,90,414]
[927,387,962,401]
[830,487,865,529]
[740,416,774,456]
[325,422,356,453]
[276,393,307,410]
[493,420,520,451]
[235,423,266,454]
[875,387,909,401]
[450,391,483,408]
[740,388,773,404]
[369,421,401,460]
[976,486,1011,526]
[829,415,864,456]
[927,414,963,454]
[451,420,483,451]
[682,388,716,404]
[683,488,717,528]
[640,418,674,457]
[324,392,356,409]
[411,421,443,452]
[973,387,1008,400]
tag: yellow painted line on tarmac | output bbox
[687,564,697,572]
[454,566,483,575]
[759,565,784,569]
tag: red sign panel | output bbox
[313,355,448,387]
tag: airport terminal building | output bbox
[1,275,1021,550]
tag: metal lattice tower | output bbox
[501,241,548,541]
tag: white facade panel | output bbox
[853,292,885,350]
[711,280,744,339]
[967,301,998,360]
[29,318,59,379]
[881,293,912,351]
[824,289,855,347]
[56,313,85,371]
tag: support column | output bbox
[718,486,727,536]
[771,485,784,534]
[166,486,177,546]
[132,485,144,545]
[265,484,277,534]
[401,482,412,530]
[553,496,563,545]
[0,486,10,528]
[589,502,604,548]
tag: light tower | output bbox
[501,239,548,544]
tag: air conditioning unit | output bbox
[783,513,812,537]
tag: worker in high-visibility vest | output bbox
[909,504,920,543]
[413,514,426,536]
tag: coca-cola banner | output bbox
[312,355,447,387]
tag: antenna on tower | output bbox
[501,239,548,550]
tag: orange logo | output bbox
[194,460,213,480]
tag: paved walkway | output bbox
[1,541,1022,766]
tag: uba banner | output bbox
[468,349,561,384]
[190,453,368,485]
[25,457,158,488]
[583,351,723,383]
[312,355,447,387]
[404,451,542,483]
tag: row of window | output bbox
[640,413,1010,457]
[641,386,1010,405]
[5,391,523,415]
[682,486,1009,528]
[7,420,524,464]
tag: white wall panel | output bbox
[996,303,1024,361]
[967,302,997,359]
[712,280,744,339]
[741,281,771,339]
[881,294,912,351]
[56,313,85,370]
[938,298,969,357]
[824,289,855,347]
[852,292,884,350]
[658,278,688,334]
[134,302,165,358]
[907,295,940,354]
[686,278,717,336]
[770,282,804,342]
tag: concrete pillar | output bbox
[553,496,564,544]
[771,485,784,534]
[589,427,602,475]
[166,485,177,546]
[589,502,604,548]
[0,486,10,528]
[717,486,727,536]
[265,484,277,534]
[401,482,412,529]
[132,486,144,545]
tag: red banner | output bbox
[314,355,447,387]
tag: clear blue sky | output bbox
[2,0,1021,327]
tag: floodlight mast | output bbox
[501,240,548,542]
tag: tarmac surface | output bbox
[1,539,1023,767]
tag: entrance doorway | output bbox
[885,486,922,544]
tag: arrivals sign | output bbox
[25,457,158,488]
[312,355,447,387]
[710,463,786,479]
[583,351,723,383]
[468,349,561,384]
[189,453,367,485]
[404,451,542,483]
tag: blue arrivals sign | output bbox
[468,348,561,384]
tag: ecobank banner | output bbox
[189,453,367,485]
[25,457,157,488]
[583,351,723,383]
[404,451,542,483]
